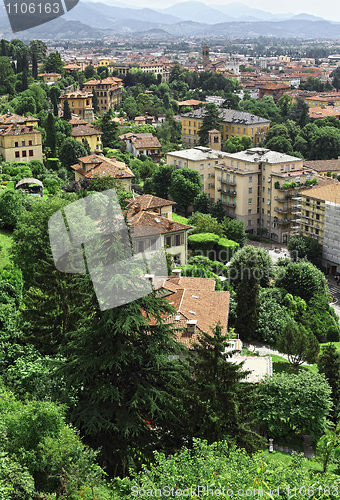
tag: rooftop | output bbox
[167,146,230,162]
[304,158,340,172]
[300,183,340,203]
[182,108,270,125]
[127,210,191,237]
[71,125,102,137]
[125,194,176,211]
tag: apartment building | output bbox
[0,124,43,162]
[298,182,340,274]
[71,124,103,154]
[60,91,94,123]
[83,76,123,113]
[181,108,270,147]
[109,61,170,83]
[167,147,317,244]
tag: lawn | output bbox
[0,228,12,269]
[261,449,340,475]
[172,213,190,225]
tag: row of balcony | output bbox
[274,195,293,203]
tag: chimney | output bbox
[134,202,141,213]
[172,269,181,278]
[168,220,174,230]
[111,156,116,162]
[144,274,155,285]
[186,319,197,335]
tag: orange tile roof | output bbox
[127,210,191,237]
[309,107,340,119]
[300,182,340,203]
[0,124,40,136]
[125,194,176,211]
[304,159,340,172]
[71,154,134,180]
[147,278,230,348]
[71,125,102,137]
[0,113,38,125]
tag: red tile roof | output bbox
[125,194,176,211]
[70,154,134,179]
[71,125,102,137]
[127,210,191,237]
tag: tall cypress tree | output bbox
[92,89,99,113]
[32,52,38,80]
[46,112,56,156]
[63,98,72,121]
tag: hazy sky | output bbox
[114,0,340,21]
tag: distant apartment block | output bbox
[181,108,270,147]
[83,76,123,113]
[60,91,94,123]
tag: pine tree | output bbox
[59,289,185,475]
[235,278,260,340]
[0,39,7,57]
[63,98,72,121]
[83,138,91,155]
[100,109,119,148]
[198,103,221,146]
[185,323,262,451]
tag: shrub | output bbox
[216,237,239,263]
[188,233,220,255]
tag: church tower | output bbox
[202,43,210,68]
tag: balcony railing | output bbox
[222,201,236,208]
[274,206,291,214]
[220,178,237,185]
[274,195,293,202]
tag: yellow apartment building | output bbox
[0,124,43,162]
[60,91,94,123]
[83,77,123,113]
[167,147,317,243]
[298,182,340,274]
[305,93,340,108]
[38,72,61,83]
[181,108,270,147]
[71,124,103,154]
[108,62,170,83]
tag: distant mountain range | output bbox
[0,0,338,40]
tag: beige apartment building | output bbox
[60,91,94,123]
[299,182,340,274]
[181,108,270,147]
[83,76,123,113]
[167,147,317,244]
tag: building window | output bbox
[248,220,252,226]
[248,187,252,194]
[22,140,25,146]
[165,236,172,247]
[248,176,252,183]
[262,186,265,193]
[316,214,320,220]
[305,225,309,231]
[28,140,32,146]
[248,198,252,204]
[22,151,27,157]
[14,141,18,147]
[200,164,204,170]
[29,150,33,157]
[138,241,144,253]
[15,151,19,158]
[261,208,264,214]
[200,174,204,180]
[268,188,271,194]
[248,209,252,214]
[267,209,270,214]
[175,234,181,246]
[315,229,319,235]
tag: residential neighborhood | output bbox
[2,20,340,498]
